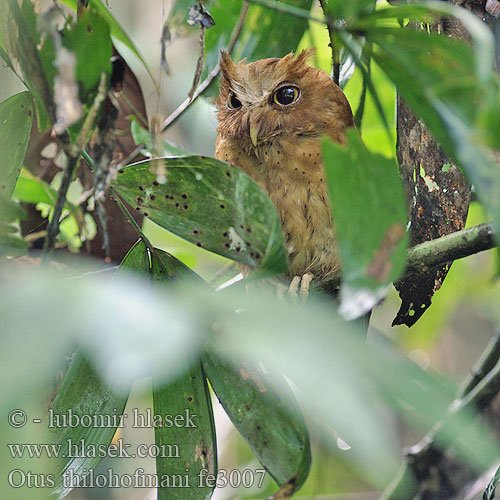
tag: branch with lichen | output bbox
[320,222,496,294]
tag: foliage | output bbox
[1,0,500,500]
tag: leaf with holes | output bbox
[112,156,289,274]
[202,348,311,496]
[153,360,217,500]
[322,131,408,319]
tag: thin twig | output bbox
[42,150,78,253]
[161,1,250,132]
[42,73,108,256]
[319,0,339,85]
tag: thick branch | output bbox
[320,222,496,293]
[405,222,495,273]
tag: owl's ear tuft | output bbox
[220,51,235,75]
[295,48,316,66]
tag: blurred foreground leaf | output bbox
[142,240,312,496]
[322,131,408,319]
[113,157,289,275]
[49,349,130,498]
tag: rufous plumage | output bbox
[215,49,354,283]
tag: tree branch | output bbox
[161,1,249,132]
[405,222,495,273]
[320,222,496,293]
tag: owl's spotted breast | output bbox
[216,134,340,279]
[215,49,353,280]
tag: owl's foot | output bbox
[287,273,314,302]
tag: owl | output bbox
[215,50,354,293]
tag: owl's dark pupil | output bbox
[275,87,297,105]
[229,92,242,109]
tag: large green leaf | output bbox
[202,349,311,495]
[0,0,56,130]
[112,156,289,275]
[59,0,156,86]
[322,131,408,319]
[61,9,112,99]
[47,241,160,498]
[153,360,217,500]
[0,92,33,199]
[144,245,311,497]
[48,348,130,498]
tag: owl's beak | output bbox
[249,122,260,147]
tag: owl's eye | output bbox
[227,92,242,110]
[273,85,300,106]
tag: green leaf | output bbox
[153,360,217,500]
[47,241,167,498]
[202,348,311,494]
[13,169,81,220]
[0,192,27,256]
[325,0,376,21]
[134,242,217,500]
[112,156,289,275]
[322,130,408,319]
[0,193,26,223]
[59,0,157,87]
[48,348,130,498]
[0,92,33,199]
[0,0,56,130]
[61,9,112,98]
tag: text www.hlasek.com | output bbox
[8,439,180,459]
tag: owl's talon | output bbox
[288,276,301,302]
[287,274,314,302]
[300,273,314,300]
